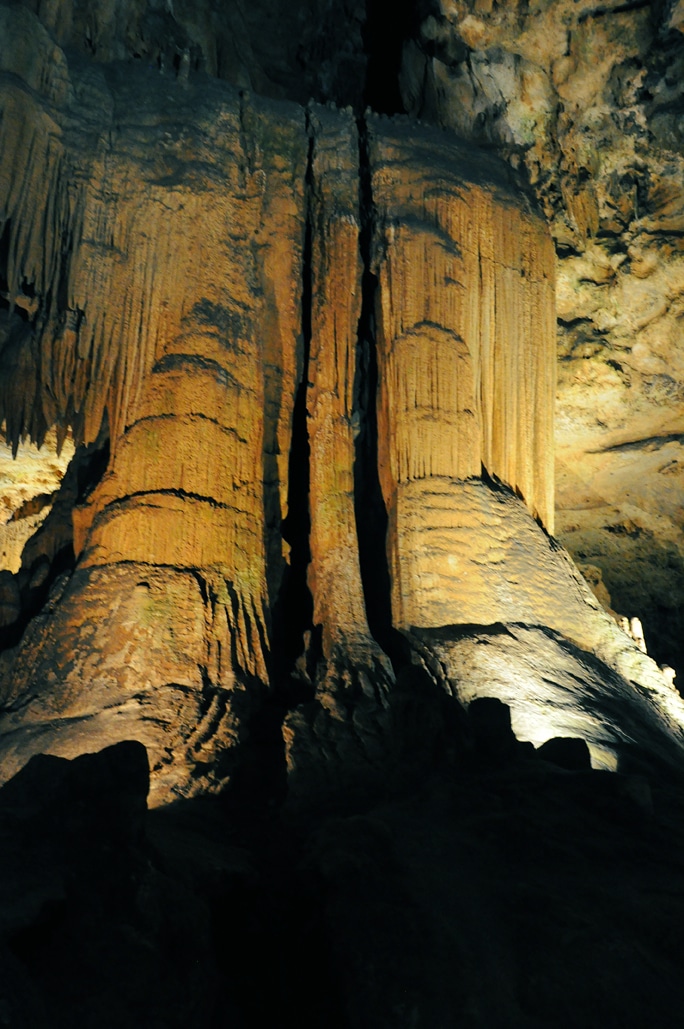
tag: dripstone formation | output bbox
[399,0,684,675]
[2,3,684,1027]
[2,2,682,801]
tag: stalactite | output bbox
[383,323,480,484]
[69,85,309,682]
[4,5,681,808]
[0,13,308,796]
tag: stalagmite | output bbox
[282,106,395,801]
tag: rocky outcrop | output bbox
[12,0,368,107]
[0,740,226,1028]
[0,431,74,574]
[0,5,313,801]
[2,4,684,805]
[397,0,684,675]
[6,2,682,677]
[1,729,684,1028]
[2,5,684,1026]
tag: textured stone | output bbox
[411,616,684,775]
[0,563,249,804]
[0,570,20,629]
[369,119,556,632]
[305,104,376,658]
[5,0,368,106]
[0,430,75,574]
[398,0,684,674]
[1,3,684,811]
[0,10,310,799]
[3,5,684,1028]
[282,105,397,804]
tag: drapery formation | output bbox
[2,5,682,801]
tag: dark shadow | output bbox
[5,706,684,1028]
[363,0,418,114]
[352,116,407,670]
[268,127,316,700]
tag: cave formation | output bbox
[2,2,684,1026]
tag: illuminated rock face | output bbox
[1,5,684,803]
[369,123,556,630]
[305,105,375,663]
[0,8,312,800]
[397,0,684,675]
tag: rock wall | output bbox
[0,430,74,574]
[305,105,372,659]
[398,0,684,673]
[0,7,310,800]
[14,0,368,106]
[2,3,684,803]
[4,7,684,1029]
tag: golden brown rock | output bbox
[305,105,369,657]
[4,11,684,1027]
[369,119,556,629]
[0,430,74,575]
[0,564,241,804]
[69,83,309,688]
[0,8,309,799]
[283,106,396,803]
[398,0,684,674]
[2,4,684,805]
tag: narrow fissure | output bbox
[353,116,405,670]
[0,220,11,298]
[225,128,321,817]
[269,123,317,700]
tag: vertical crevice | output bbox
[270,122,317,698]
[231,122,320,816]
[0,220,11,300]
[353,116,405,669]
[232,117,324,816]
